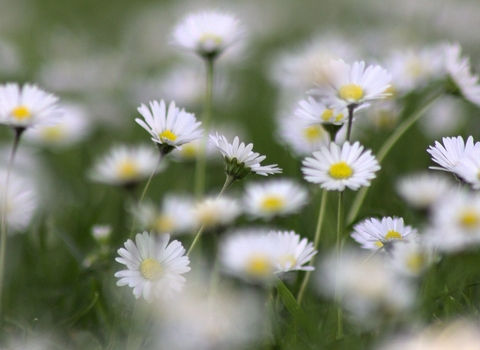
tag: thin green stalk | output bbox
[126,300,139,350]
[0,127,24,322]
[187,224,205,257]
[194,57,215,199]
[335,191,344,339]
[346,91,444,225]
[346,104,356,142]
[297,189,328,304]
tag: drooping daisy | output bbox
[193,196,242,230]
[302,141,380,191]
[396,172,454,210]
[0,170,38,233]
[136,100,203,156]
[452,148,480,190]
[115,231,191,302]
[88,144,165,188]
[425,190,480,252]
[243,179,309,219]
[351,217,418,251]
[427,135,480,173]
[170,11,246,60]
[0,83,62,129]
[309,59,392,109]
[268,231,316,273]
[209,133,282,180]
[444,43,480,107]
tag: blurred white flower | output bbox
[115,232,191,302]
[243,178,309,219]
[268,230,316,273]
[193,196,241,230]
[427,135,480,173]
[91,224,112,243]
[452,148,480,190]
[170,10,246,59]
[302,141,380,191]
[0,83,62,129]
[419,96,466,138]
[295,97,348,126]
[388,239,434,277]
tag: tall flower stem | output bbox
[0,127,25,322]
[346,104,356,142]
[346,91,444,225]
[335,191,345,339]
[297,189,328,304]
[194,57,215,198]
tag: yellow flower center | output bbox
[329,161,353,179]
[278,254,297,269]
[159,129,177,142]
[260,195,286,213]
[246,255,272,278]
[406,253,426,274]
[459,209,480,229]
[199,33,223,46]
[40,125,64,141]
[117,160,139,179]
[180,143,197,159]
[11,105,31,121]
[406,59,423,78]
[140,258,163,280]
[385,230,403,241]
[339,84,364,102]
[197,206,218,228]
[154,215,175,233]
[321,109,334,121]
[374,241,383,248]
[303,125,324,142]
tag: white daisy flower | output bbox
[193,196,241,230]
[115,231,191,302]
[351,217,418,251]
[295,97,348,125]
[136,100,203,155]
[452,148,480,189]
[419,96,466,138]
[268,231,316,273]
[396,172,455,210]
[23,102,91,148]
[0,170,38,233]
[131,195,196,235]
[302,141,380,191]
[425,190,480,252]
[243,179,309,219]
[209,133,282,179]
[0,83,62,129]
[309,59,392,109]
[388,239,433,277]
[444,43,480,107]
[88,144,164,187]
[276,113,330,157]
[427,135,480,172]
[170,11,246,59]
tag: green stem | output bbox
[0,127,24,322]
[297,189,328,304]
[335,191,344,339]
[194,57,215,199]
[126,299,139,350]
[186,224,205,257]
[346,91,444,225]
[346,104,356,142]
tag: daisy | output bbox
[136,100,203,156]
[209,133,282,179]
[427,135,480,172]
[115,231,191,302]
[444,43,480,107]
[170,11,246,60]
[351,217,418,251]
[309,59,392,109]
[193,196,242,230]
[396,172,454,210]
[388,239,433,277]
[295,97,348,125]
[452,148,480,189]
[243,179,309,219]
[302,141,380,191]
[88,144,164,188]
[268,231,316,273]
[0,83,62,129]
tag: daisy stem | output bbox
[0,127,24,322]
[186,224,205,257]
[126,299,139,350]
[335,191,345,339]
[194,57,215,199]
[346,105,356,142]
[297,189,328,305]
[346,90,444,225]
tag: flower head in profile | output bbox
[295,97,348,126]
[452,148,480,190]
[243,179,309,219]
[302,141,380,191]
[444,43,480,107]
[115,231,191,302]
[0,83,62,129]
[209,133,282,180]
[171,10,246,60]
[309,60,392,109]
[351,217,418,251]
[136,100,202,156]
[88,144,164,188]
[427,135,480,173]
